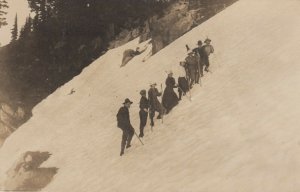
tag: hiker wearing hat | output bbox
[139,90,149,138]
[203,38,214,72]
[162,71,179,114]
[193,40,205,78]
[116,98,135,156]
[148,83,164,126]
[185,50,198,88]
[178,61,189,100]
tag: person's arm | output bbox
[211,45,214,53]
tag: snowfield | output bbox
[1,0,300,191]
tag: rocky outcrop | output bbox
[150,1,195,54]
[109,28,141,49]
[4,151,58,191]
[0,103,26,146]
[150,0,238,54]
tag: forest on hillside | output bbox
[0,0,237,123]
[0,0,173,108]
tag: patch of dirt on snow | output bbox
[3,151,58,191]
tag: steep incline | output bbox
[1,0,300,191]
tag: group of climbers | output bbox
[116,38,214,156]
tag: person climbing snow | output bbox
[162,71,179,114]
[121,47,146,67]
[185,50,198,89]
[178,61,190,100]
[139,90,149,138]
[203,38,214,72]
[148,83,165,127]
[193,40,205,78]
[116,98,135,156]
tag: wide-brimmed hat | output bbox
[140,89,146,95]
[204,38,211,43]
[167,70,173,75]
[123,98,133,104]
[150,82,157,86]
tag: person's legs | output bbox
[139,111,147,137]
[200,62,204,76]
[120,129,128,156]
[203,56,209,72]
[139,111,143,137]
[195,69,199,84]
[178,87,182,100]
[190,78,194,89]
[149,108,155,126]
[126,127,134,148]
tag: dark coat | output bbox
[148,88,163,113]
[162,77,179,111]
[178,77,189,93]
[193,47,206,59]
[203,44,214,56]
[139,96,149,112]
[185,54,198,80]
[116,106,133,130]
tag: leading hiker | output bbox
[116,98,135,156]
[202,38,214,72]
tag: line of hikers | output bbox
[116,38,214,156]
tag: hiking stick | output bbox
[134,130,144,145]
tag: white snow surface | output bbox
[1,0,300,191]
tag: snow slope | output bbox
[1,0,300,191]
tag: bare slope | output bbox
[1,0,300,191]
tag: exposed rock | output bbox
[0,103,26,147]
[4,151,58,191]
[150,0,238,54]
[151,1,193,54]
[109,28,141,49]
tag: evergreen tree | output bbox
[19,16,32,41]
[11,14,18,42]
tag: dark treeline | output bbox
[0,0,173,111]
[0,0,238,123]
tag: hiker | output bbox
[193,40,205,77]
[116,98,135,156]
[148,83,165,126]
[178,61,190,100]
[139,90,149,138]
[162,71,179,114]
[185,51,198,88]
[121,47,145,67]
[202,38,214,72]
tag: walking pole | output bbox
[134,130,144,145]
